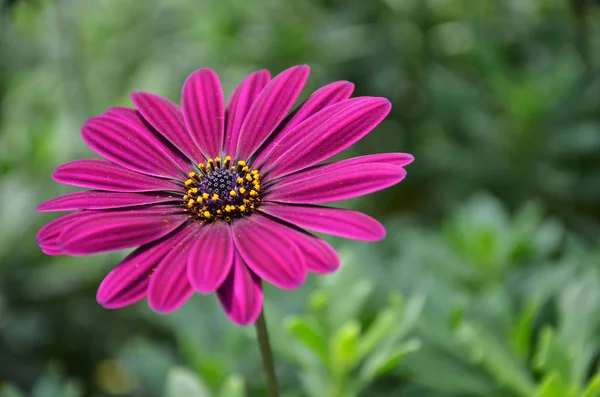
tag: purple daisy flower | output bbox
[36,65,413,326]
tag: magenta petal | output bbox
[266,163,406,204]
[81,107,188,178]
[300,235,340,274]
[181,69,225,159]
[187,221,234,294]
[263,97,392,180]
[236,65,310,160]
[260,202,386,241]
[231,214,307,289]
[148,226,200,313]
[131,92,204,162]
[52,159,182,192]
[265,153,414,185]
[224,70,271,155]
[37,191,180,212]
[381,153,414,167]
[217,254,263,326]
[280,80,355,134]
[253,80,354,167]
[97,227,188,309]
[36,212,94,255]
[59,206,189,255]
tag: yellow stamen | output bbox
[188,171,196,178]
[239,187,246,194]
[212,193,219,200]
[230,190,237,197]
[237,177,244,184]
[202,193,210,199]
[185,179,193,186]
[203,211,211,218]
[238,160,246,167]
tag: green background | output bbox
[1,0,600,396]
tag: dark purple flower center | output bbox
[183,156,261,222]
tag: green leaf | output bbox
[358,339,421,383]
[286,316,327,361]
[399,295,426,335]
[456,322,536,397]
[356,307,399,360]
[582,372,600,397]
[533,327,572,385]
[535,372,575,397]
[217,375,245,397]
[511,301,538,359]
[329,320,361,378]
[165,367,211,397]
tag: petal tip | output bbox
[373,226,387,241]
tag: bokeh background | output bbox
[2,0,600,396]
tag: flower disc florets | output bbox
[183,155,261,222]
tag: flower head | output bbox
[36,65,413,325]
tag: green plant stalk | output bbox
[256,310,279,397]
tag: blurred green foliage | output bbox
[1,0,600,396]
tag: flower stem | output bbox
[255,309,279,397]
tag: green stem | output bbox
[255,309,279,397]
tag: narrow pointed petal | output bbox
[265,153,414,184]
[231,214,306,289]
[52,159,182,192]
[279,80,355,134]
[148,226,201,313]
[266,163,406,204]
[36,212,94,255]
[188,221,234,294]
[236,65,310,159]
[260,202,386,241]
[181,69,225,158]
[263,97,391,180]
[97,227,188,309]
[254,80,355,167]
[381,153,414,167]
[59,206,190,255]
[224,70,271,155]
[81,107,188,178]
[131,92,204,162]
[37,191,180,212]
[217,254,263,326]
[300,235,340,274]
